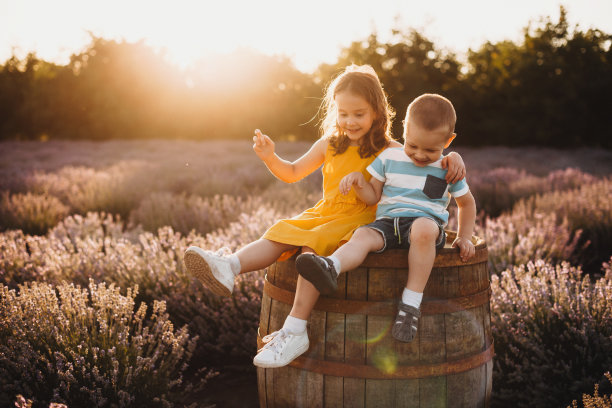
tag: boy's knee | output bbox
[410,218,439,244]
[352,227,383,248]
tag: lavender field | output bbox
[1,140,611,408]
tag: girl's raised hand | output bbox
[339,172,365,195]
[252,129,275,161]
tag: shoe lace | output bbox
[258,328,290,354]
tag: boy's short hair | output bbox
[406,93,456,135]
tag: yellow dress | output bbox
[263,144,378,260]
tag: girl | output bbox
[184,64,466,367]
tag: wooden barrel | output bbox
[257,231,493,408]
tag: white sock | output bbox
[228,254,241,277]
[282,315,307,334]
[327,255,342,276]
[400,288,423,314]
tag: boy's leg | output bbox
[405,218,440,292]
[333,227,385,272]
[295,227,384,295]
[184,238,295,297]
[393,217,439,343]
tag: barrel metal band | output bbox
[263,276,491,316]
[290,342,494,379]
[257,331,494,379]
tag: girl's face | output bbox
[335,91,376,145]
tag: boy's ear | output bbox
[444,133,456,148]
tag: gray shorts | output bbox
[362,217,446,253]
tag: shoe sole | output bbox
[296,254,337,296]
[253,341,310,368]
[184,247,232,297]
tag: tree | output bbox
[460,6,612,147]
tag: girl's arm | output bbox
[441,151,466,184]
[253,129,327,183]
[339,172,384,206]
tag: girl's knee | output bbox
[410,218,440,244]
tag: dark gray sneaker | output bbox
[295,253,338,295]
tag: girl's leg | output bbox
[289,247,320,320]
[406,218,439,292]
[253,245,314,368]
[184,238,294,297]
[235,238,296,274]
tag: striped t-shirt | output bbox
[367,147,469,226]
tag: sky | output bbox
[1,0,611,73]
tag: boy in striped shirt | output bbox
[296,93,477,343]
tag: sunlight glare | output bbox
[141,0,304,70]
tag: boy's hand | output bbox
[441,152,466,184]
[452,236,475,263]
[252,129,275,161]
[339,172,365,195]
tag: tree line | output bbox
[1,7,610,147]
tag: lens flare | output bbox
[364,322,392,344]
[372,347,398,374]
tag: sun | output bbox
[139,1,281,69]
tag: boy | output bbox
[296,93,477,343]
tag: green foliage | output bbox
[1,8,611,147]
[491,259,612,408]
[459,7,612,147]
[316,29,462,141]
[0,37,320,142]
[0,280,200,407]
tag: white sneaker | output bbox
[183,246,235,297]
[253,328,309,368]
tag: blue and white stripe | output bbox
[367,147,469,225]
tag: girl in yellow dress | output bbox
[184,64,465,367]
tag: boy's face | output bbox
[403,120,454,167]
